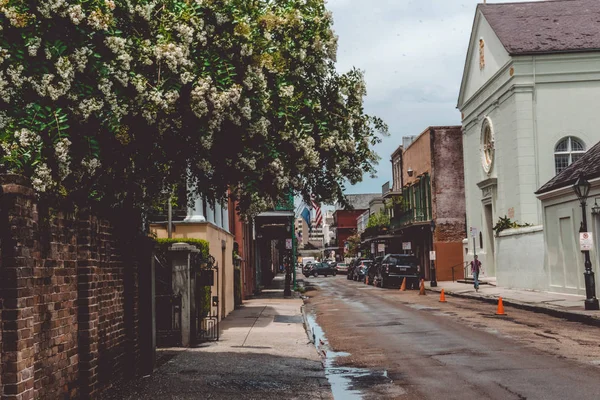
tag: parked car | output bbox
[374,254,420,289]
[336,262,350,274]
[352,260,372,282]
[302,261,316,276]
[366,256,383,285]
[304,262,338,278]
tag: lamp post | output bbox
[573,175,600,311]
[430,220,438,287]
[284,222,292,297]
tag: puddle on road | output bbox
[305,313,392,400]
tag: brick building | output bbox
[387,126,466,282]
[332,194,379,259]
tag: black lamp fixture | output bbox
[407,167,414,177]
[574,174,591,203]
[572,174,599,311]
[592,198,600,216]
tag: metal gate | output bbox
[154,253,182,347]
[193,253,219,342]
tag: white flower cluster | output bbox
[27,38,42,56]
[67,4,85,25]
[105,37,133,71]
[55,137,71,180]
[279,84,294,98]
[155,42,190,72]
[15,128,41,148]
[31,163,53,193]
[190,77,212,118]
[78,98,104,120]
[81,157,101,176]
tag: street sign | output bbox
[371,243,375,254]
[402,242,412,250]
[580,232,593,251]
[470,227,479,238]
[358,252,362,258]
[429,251,436,261]
[286,238,293,249]
[378,243,385,253]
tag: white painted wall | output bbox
[540,184,600,296]
[496,226,546,290]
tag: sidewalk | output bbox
[102,275,331,400]
[427,280,600,326]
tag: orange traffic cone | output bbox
[496,297,507,315]
[399,277,406,292]
[365,276,369,285]
[439,289,447,303]
[419,279,426,295]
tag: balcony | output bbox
[390,207,430,230]
[360,225,390,241]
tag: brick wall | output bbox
[0,175,148,399]
[430,127,467,281]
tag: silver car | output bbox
[336,263,349,274]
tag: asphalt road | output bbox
[304,275,600,400]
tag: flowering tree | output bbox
[0,0,386,213]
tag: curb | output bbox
[428,287,600,328]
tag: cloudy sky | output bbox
[329,0,540,195]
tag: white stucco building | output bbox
[458,0,600,292]
[537,142,600,297]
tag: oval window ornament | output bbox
[481,117,495,175]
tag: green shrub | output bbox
[154,238,210,259]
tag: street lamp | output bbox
[430,219,438,287]
[573,174,599,311]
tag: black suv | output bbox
[374,254,420,288]
[304,262,338,278]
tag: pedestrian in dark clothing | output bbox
[471,255,482,292]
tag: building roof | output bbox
[336,193,380,211]
[536,140,600,194]
[480,0,600,55]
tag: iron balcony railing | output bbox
[360,225,390,241]
[390,207,430,230]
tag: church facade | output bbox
[458,0,600,293]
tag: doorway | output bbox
[484,204,495,277]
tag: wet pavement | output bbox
[101,275,332,400]
[304,275,600,400]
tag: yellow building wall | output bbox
[150,222,235,320]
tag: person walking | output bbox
[471,255,482,292]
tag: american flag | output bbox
[311,195,323,228]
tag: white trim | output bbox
[497,225,543,237]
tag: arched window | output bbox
[555,137,586,174]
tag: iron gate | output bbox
[154,253,182,347]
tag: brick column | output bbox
[0,176,36,400]
[76,212,99,398]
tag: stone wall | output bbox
[0,175,150,399]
